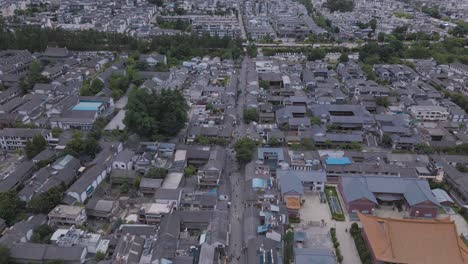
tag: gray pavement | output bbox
[226,56,250,264]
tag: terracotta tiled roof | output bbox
[358,213,468,264]
[285,196,301,210]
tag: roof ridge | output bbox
[384,219,395,259]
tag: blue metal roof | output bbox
[72,101,102,111]
[325,157,352,165]
[252,178,266,189]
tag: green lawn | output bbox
[325,186,346,221]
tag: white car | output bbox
[219,195,229,201]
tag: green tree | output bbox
[20,59,47,93]
[64,131,101,159]
[144,168,168,179]
[375,97,389,107]
[120,182,129,193]
[381,134,392,148]
[233,137,257,164]
[339,52,349,63]
[369,19,377,32]
[31,224,54,244]
[184,165,197,176]
[259,80,269,89]
[301,138,316,150]
[243,108,259,124]
[450,22,468,38]
[91,79,104,94]
[377,32,385,42]
[310,117,321,126]
[24,134,47,159]
[267,137,280,147]
[0,191,24,225]
[148,0,164,6]
[134,176,142,188]
[306,48,326,61]
[109,74,130,100]
[325,0,355,12]
[247,44,257,58]
[421,6,441,19]
[283,230,294,264]
[95,251,106,262]
[28,186,64,214]
[415,143,435,154]
[0,245,11,264]
[125,89,189,139]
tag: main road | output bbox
[226,56,250,264]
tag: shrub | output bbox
[350,224,372,264]
[330,227,343,263]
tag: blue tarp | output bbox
[257,225,269,233]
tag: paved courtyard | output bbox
[300,191,362,264]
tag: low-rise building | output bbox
[0,128,56,150]
[358,213,468,264]
[48,205,87,227]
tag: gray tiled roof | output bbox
[278,171,304,196]
[340,176,439,206]
[277,169,326,183]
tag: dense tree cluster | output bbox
[233,137,257,163]
[246,44,257,58]
[64,131,101,159]
[421,6,441,19]
[28,186,64,214]
[144,168,168,179]
[449,21,468,38]
[64,117,108,159]
[156,18,191,31]
[0,245,11,264]
[243,108,259,124]
[125,89,189,139]
[0,191,24,225]
[0,19,242,63]
[357,19,377,32]
[31,224,54,244]
[359,38,468,66]
[80,79,104,96]
[324,0,354,13]
[147,0,164,7]
[24,134,47,159]
[19,60,49,94]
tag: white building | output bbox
[0,128,56,150]
[48,205,87,227]
[408,105,449,121]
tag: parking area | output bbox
[300,192,362,264]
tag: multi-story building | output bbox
[197,146,225,188]
[48,205,87,227]
[0,128,56,150]
[408,105,449,121]
[192,16,241,38]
